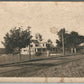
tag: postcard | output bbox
[0,1,84,82]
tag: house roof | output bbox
[31,39,47,44]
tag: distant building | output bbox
[79,43,84,47]
[78,42,84,54]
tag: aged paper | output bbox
[0,1,84,82]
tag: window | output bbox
[30,45,33,47]
[35,44,38,47]
[24,50,27,52]
[43,44,44,46]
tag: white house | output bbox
[21,39,47,55]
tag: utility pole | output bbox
[29,44,31,60]
[28,26,31,60]
[62,30,65,56]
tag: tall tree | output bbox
[46,39,53,50]
[2,26,32,61]
[35,33,43,41]
[56,28,84,51]
[47,39,52,44]
[56,28,66,48]
[56,28,66,55]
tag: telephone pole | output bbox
[62,30,65,56]
[29,45,31,60]
[28,26,31,60]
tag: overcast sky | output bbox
[0,2,84,48]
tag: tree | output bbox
[2,26,32,61]
[46,39,53,50]
[56,29,81,48]
[47,39,52,44]
[56,28,84,54]
[35,33,43,41]
[56,28,66,55]
[65,31,79,48]
[65,31,84,48]
[56,28,66,48]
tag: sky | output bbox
[0,2,84,48]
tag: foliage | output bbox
[46,39,53,50]
[56,28,66,48]
[56,28,84,49]
[35,33,43,41]
[2,26,32,54]
[47,39,52,44]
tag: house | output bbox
[21,39,47,55]
[78,43,84,53]
[79,43,84,47]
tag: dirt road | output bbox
[0,54,84,77]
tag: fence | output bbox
[0,48,83,65]
[0,54,30,65]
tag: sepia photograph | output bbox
[0,1,84,82]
